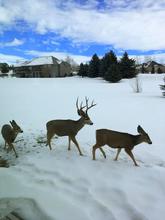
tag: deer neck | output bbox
[75,117,86,132]
[134,134,143,146]
[12,129,19,141]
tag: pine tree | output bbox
[105,64,122,83]
[119,52,136,78]
[100,50,118,78]
[84,64,89,76]
[0,63,9,73]
[99,50,118,78]
[78,63,88,77]
[88,54,100,78]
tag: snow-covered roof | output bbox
[15,56,61,67]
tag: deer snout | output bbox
[20,130,23,133]
[86,119,93,125]
[149,141,152,144]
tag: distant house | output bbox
[136,61,165,73]
[14,56,72,77]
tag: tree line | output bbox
[78,51,136,82]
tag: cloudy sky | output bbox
[0,0,165,64]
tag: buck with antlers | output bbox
[46,97,96,155]
[92,125,152,166]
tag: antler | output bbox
[85,97,96,113]
[76,97,86,116]
[76,97,96,116]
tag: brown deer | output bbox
[46,98,96,155]
[1,120,23,158]
[92,125,152,166]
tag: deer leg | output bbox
[46,131,54,150]
[70,136,83,156]
[9,143,18,158]
[99,147,106,159]
[114,148,122,161]
[4,141,7,150]
[6,144,12,153]
[92,144,101,160]
[68,136,71,151]
[125,148,139,166]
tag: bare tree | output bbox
[65,56,79,73]
[130,74,142,93]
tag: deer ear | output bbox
[137,125,145,134]
[77,110,81,116]
[10,121,14,127]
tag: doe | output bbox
[92,125,152,166]
[1,120,23,158]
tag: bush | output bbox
[0,63,9,73]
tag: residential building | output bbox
[14,56,72,77]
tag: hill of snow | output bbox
[0,75,165,220]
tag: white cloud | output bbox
[0,38,24,47]
[0,0,165,51]
[130,53,165,64]
[0,53,26,64]
[103,0,165,10]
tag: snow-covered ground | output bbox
[0,74,165,220]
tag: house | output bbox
[136,61,165,73]
[14,56,72,77]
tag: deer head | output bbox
[10,120,23,133]
[137,125,152,144]
[76,97,96,125]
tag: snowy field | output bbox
[0,74,165,220]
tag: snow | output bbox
[0,74,165,220]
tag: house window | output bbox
[33,71,40,77]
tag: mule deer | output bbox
[92,125,152,166]
[46,98,96,155]
[1,120,23,158]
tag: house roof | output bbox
[143,61,164,68]
[15,56,61,67]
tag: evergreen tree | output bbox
[88,54,100,78]
[119,52,136,78]
[100,50,118,77]
[105,64,122,83]
[78,63,88,77]
[84,64,89,76]
[0,63,9,73]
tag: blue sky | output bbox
[0,0,165,64]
